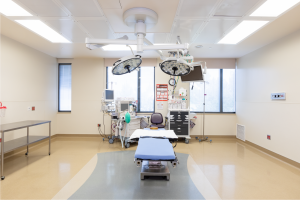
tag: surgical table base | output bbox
[140,161,170,181]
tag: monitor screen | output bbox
[121,103,128,111]
[181,65,204,82]
[105,90,114,100]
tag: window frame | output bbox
[106,66,155,113]
[190,69,236,114]
[58,63,72,112]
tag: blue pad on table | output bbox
[135,138,175,160]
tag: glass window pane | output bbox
[223,69,235,112]
[190,69,220,112]
[107,67,138,100]
[140,67,154,112]
[59,64,72,111]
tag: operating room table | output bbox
[132,129,179,180]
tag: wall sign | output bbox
[156,84,168,101]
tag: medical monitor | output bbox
[104,89,114,102]
[181,65,204,82]
[121,103,129,111]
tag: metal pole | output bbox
[49,122,51,155]
[203,82,205,140]
[1,131,4,180]
[26,127,29,155]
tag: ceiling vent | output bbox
[236,124,245,141]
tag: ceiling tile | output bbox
[60,0,103,17]
[44,20,88,43]
[214,0,261,17]
[179,0,218,18]
[97,0,122,9]
[193,19,237,44]
[78,20,114,39]
[102,0,179,33]
[17,0,68,17]
[170,19,204,43]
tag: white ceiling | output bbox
[1,0,300,58]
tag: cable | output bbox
[127,45,134,55]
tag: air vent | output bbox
[236,124,245,141]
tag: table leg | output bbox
[49,122,51,155]
[1,131,5,180]
[25,127,29,156]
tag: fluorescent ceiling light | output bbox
[15,20,71,43]
[250,0,300,17]
[0,0,32,16]
[102,45,137,51]
[218,20,269,44]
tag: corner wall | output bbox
[236,29,300,163]
[0,35,58,141]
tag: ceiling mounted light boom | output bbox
[85,7,189,56]
[85,7,203,76]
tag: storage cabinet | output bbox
[168,109,190,142]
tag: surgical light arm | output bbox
[85,37,189,55]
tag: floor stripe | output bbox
[51,154,98,200]
[187,155,222,200]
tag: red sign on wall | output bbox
[156,84,168,101]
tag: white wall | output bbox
[0,35,58,141]
[236,29,300,163]
[56,58,236,136]
[56,58,107,134]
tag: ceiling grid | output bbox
[1,0,300,58]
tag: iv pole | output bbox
[199,81,212,143]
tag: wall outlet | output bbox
[271,92,286,100]
[27,106,31,111]
[267,135,271,140]
[32,106,35,111]
[98,124,101,127]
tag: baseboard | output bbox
[55,134,102,137]
[240,140,300,169]
[190,135,236,139]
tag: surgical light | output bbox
[250,0,300,17]
[160,58,191,76]
[0,0,32,16]
[15,20,71,43]
[112,55,142,75]
[218,20,269,44]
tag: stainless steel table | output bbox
[0,120,51,180]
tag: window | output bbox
[106,67,155,112]
[58,64,72,112]
[190,69,235,113]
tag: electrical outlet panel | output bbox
[271,92,286,100]
[267,135,271,140]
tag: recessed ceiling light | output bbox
[195,45,203,48]
[250,0,300,17]
[15,20,71,43]
[218,20,269,44]
[0,0,32,16]
[102,45,137,51]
